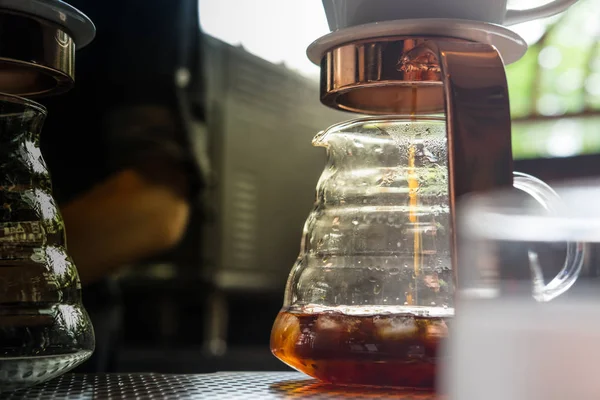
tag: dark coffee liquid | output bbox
[271,309,449,389]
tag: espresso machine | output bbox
[0,0,95,392]
[271,0,584,389]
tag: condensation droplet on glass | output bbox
[443,304,448,309]
[395,297,400,302]
[404,264,409,268]
[351,219,359,226]
[389,267,400,275]
[404,301,409,305]
[423,147,438,163]
[431,302,436,306]
[396,242,402,248]
[368,277,377,283]
[353,139,365,148]
[373,284,382,295]
[383,298,387,303]
[331,216,340,232]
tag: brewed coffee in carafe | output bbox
[271,116,452,388]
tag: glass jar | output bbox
[0,94,94,392]
[270,116,583,388]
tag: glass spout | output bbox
[312,129,329,148]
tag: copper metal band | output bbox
[320,37,470,114]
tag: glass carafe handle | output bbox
[513,171,585,301]
[505,0,580,25]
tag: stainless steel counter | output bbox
[0,372,439,399]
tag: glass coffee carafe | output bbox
[0,94,94,392]
[270,116,584,388]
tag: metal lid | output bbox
[0,0,95,97]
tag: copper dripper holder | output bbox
[318,36,515,282]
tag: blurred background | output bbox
[38,0,600,374]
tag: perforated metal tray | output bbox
[0,372,441,399]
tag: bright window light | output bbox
[199,0,329,78]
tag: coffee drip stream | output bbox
[271,1,585,389]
